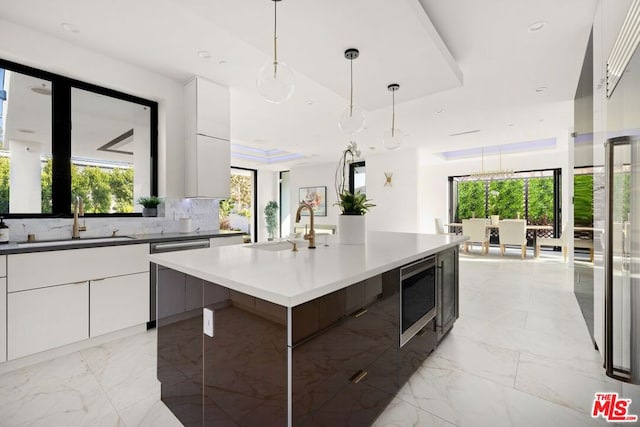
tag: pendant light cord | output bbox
[273,0,278,78]
[391,90,395,137]
[349,59,354,117]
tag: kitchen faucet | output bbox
[72,196,87,239]
[295,203,316,249]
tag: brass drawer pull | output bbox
[354,308,368,318]
[350,370,368,384]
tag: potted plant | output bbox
[264,200,279,241]
[334,141,374,244]
[138,196,161,217]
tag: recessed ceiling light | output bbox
[17,128,35,134]
[528,21,546,32]
[60,22,79,33]
[30,84,51,96]
[305,100,314,106]
[435,108,445,114]
[538,118,545,122]
[197,50,211,59]
[218,60,228,65]
[508,123,515,127]
[535,86,547,93]
[369,146,376,150]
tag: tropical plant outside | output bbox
[574,174,593,226]
[219,172,253,230]
[0,157,135,214]
[456,176,555,224]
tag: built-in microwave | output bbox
[400,256,437,347]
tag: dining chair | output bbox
[434,218,445,234]
[536,222,568,261]
[461,218,489,254]
[498,219,527,259]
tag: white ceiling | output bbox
[0,0,599,169]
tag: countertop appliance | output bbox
[148,238,210,328]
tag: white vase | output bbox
[338,214,366,245]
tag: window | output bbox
[450,168,561,242]
[219,167,257,241]
[349,161,365,194]
[0,58,157,216]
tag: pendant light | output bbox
[257,0,295,103]
[338,48,366,135]
[382,83,404,150]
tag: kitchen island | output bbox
[150,231,466,426]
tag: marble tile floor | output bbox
[0,251,634,426]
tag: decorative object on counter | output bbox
[138,196,161,217]
[27,233,36,242]
[384,172,393,187]
[298,186,326,216]
[0,217,9,244]
[338,48,366,135]
[264,200,279,240]
[382,83,404,150]
[335,141,374,244]
[179,217,192,233]
[257,0,295,103]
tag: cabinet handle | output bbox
[354,308,368,318]
[350,370,368,384]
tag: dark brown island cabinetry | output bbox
[156,247,458,426]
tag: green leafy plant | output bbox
[336,190,375,215]
[137,196,161,208]
[264,200,279,239]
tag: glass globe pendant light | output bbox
[382,83,404,150]
[257,0,295,103]
[338,48,366,135]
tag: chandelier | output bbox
[469,146,514,180]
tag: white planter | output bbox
[338,214,366,245]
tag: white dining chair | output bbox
[536,222,568,261]
[434,218,446,234]
[462,218,489,254]
[498,219,527,259]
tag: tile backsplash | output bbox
[4,198,220,242]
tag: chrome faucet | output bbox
[295,203,316,249]
[72,196,86,239]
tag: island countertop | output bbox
[149,231,466,307]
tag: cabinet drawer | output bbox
[8,281,89,360]
[0,255,6,277]
[210,236,243,247]
[90,272,150,337]
[8,244,149,292]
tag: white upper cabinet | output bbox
[184,76,230,198]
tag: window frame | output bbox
[0,57,158,218]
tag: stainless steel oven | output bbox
[400,256,437,347]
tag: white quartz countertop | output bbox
[149,231,467,307]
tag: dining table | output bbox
[445,222,553,249]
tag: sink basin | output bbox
[245,240,309,252]
[17,236,135,248]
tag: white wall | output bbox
[366,148,419,233]
[0,20,185,197]
[257,169,279,241]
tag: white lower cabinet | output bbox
[0,277,6,363]
[90,272,149,337]
[8,282,89,360]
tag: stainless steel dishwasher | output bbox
[148,238,210,328]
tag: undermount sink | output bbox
[16,236,135,248]
[245,239,309,252]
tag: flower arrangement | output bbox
[334,141,374,215]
